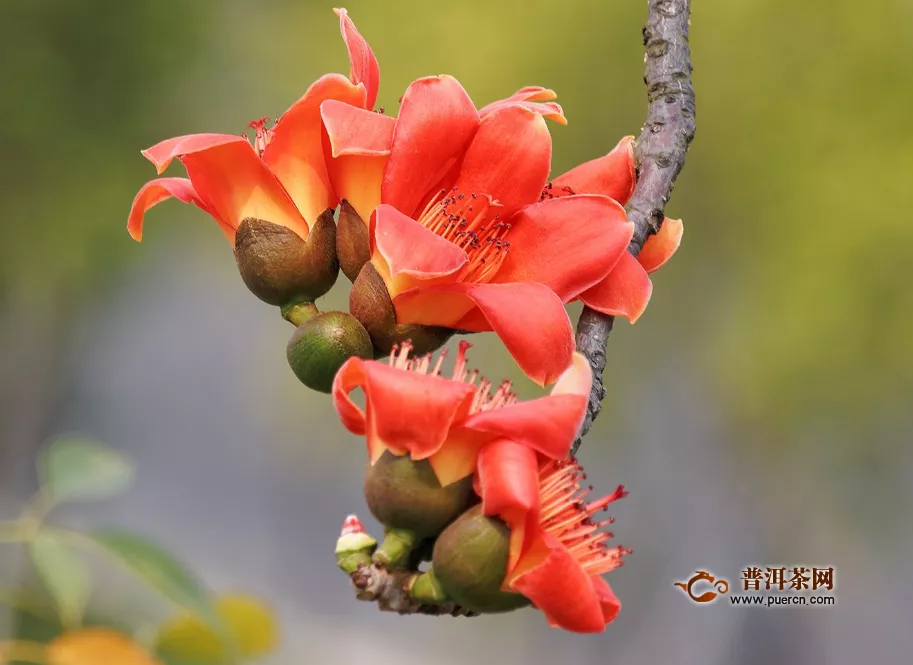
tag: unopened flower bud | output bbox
[335,514,377,574]
[431,504,531,614]
[365,451,475,541]
[234,209,339,307]
[286,311,373,393]
[349,262,452,357]
[336,200,371,282]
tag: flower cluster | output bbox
[127,8,684,633]
[334,343,629,632]
[127,8,681,389]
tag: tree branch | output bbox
[572,0,695,455]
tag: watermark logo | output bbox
[674,570,729,603]
[675,567,836,607]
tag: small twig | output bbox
[348,565,477,617]
[336,516,478,617]
[572,0,696,454]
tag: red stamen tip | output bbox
[247,117,274,156]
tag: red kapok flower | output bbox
[542,136,685,322]
[332,341,592,486]
[473,440,629,632]
[322,79,633,384]
[126,9,379,305]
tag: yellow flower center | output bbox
[415,187,511,284]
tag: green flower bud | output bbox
[336,200,371,283]
[365,451,476,541]
[286,311,372,393]
[431,505,531,614]
[335,515,377,574]
[234,209,338,307]
[349,262,452,357]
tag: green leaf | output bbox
[86,530,217,628]
[39,436,135,503]
[6,597,63,663]
[29,531,92,628]
[0,588,60,625]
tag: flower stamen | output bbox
[537,459,629,576]
[539,181,575,201]
[248,117,274,157]
[416,187,511,283]
[386,340,518,415]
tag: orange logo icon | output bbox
[674,570,730,603]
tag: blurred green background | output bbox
[2,0,911,663]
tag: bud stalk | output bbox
[372,527,420,569]
[408,567,450,605]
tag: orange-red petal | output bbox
[477,438,540,569]
[494,86,558,103]
[462,353,590,457]
[637,218,683,273]
[463,392,586,460]
[332,357,369,436]
[142,133,308,242]
[361,361,478,463]
[261,73,365,224]
[552,136,636,205]
[452,105,551,220]
[579,251,653,323]
[370,204,467,297]
[590,575,622,625]
[127,177,226,242]
[321,99,395,221]
[393,281,574,386]
[381,76,479,218]
[493,195,632,301]
[141,134,235,175]
[509,532,610,633]
[480,86,567,125]
[477,438,540,521]
[141,133,245,175]
[550,351,593,398]
[334,8,380,110]
[321,100,395,157]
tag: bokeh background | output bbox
[2,0,912,663]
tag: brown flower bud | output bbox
[349,262,452,357]
[365,451,475,539]
[286,311,373,393]
[336,200,371,283]
[431,504,531,614]
[234,209,338,307]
